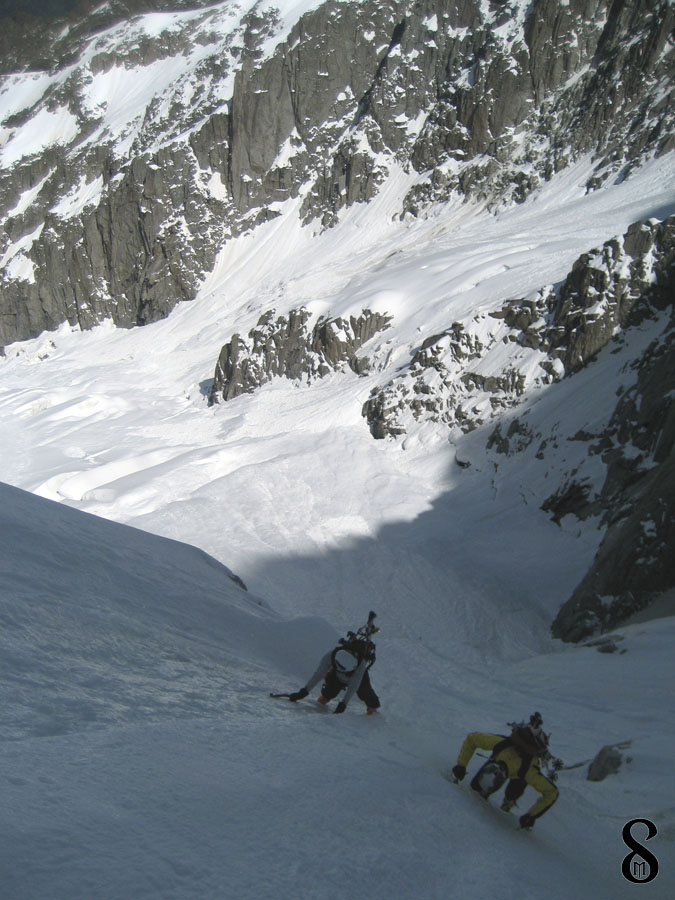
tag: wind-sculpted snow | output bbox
[0,480,339,740]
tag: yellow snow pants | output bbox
[457,732,559,820]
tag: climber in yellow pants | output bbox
[451,713,559,829]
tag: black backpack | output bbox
[507,723,550,758]
[333,636,376,671]
[332,613,378,674]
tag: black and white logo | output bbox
[621,818,659,884]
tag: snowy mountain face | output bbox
[1,0,672,344]
[0,0,675,640]
[1,6,675,895]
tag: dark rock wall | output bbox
[551,221,675,640]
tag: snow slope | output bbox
[1,153,673,625]
[1,133,674,897]
[1,481,673,900]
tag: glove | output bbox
[452,765,466,782]
[519,814,536,830]
[288,688,308,702]
[334,701,347,714]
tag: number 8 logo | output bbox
[621,818,659,884]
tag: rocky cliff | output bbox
[1,0,672,349]
[550,220,675,639]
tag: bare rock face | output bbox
[208,308,391,403]
[545,218,675,640]
[551,314,675,641]
[547,219,675,375]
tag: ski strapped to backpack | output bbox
[270,612,380,704]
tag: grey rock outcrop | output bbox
[546,218,675,375]
[587,741,633,781]
[497,217,675,642]
[208,307,391,404]
[362,321,504,439]
[402,0,674,212]
[545,218,675,640]
[0,143,231,343]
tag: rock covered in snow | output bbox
[359,214,675,641]
[208,307,391,403]
[587,741,633,782]
[363,215,675,440]
[546,218,675,640]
